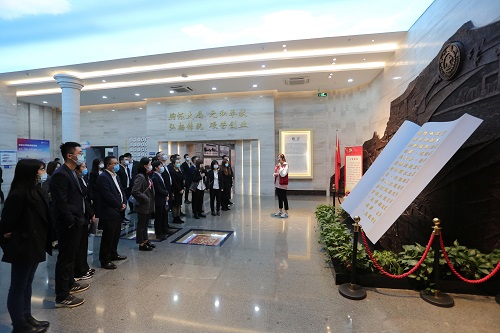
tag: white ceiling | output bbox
[0,0,433,109]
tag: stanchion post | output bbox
[420,218,454,307]
[339,216,367,300]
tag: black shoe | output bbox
[216,211,220,216]
[229,201,234,205]
[172,217,184,224]
[12,323,47,333]
[211,211,216,216]
[111,255,127,261]
[221,207,228,211]
[199,213,206,218]
[146,241,156,248]
[139,244,153,251]
[123,217,130,222]
[180,212,186,217]
[87,268,96,275]
[194,214,200,219]
[184,200,191,204]
[101,262,117,270]
[25,316,50,328]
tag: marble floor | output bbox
[0,195,498,333]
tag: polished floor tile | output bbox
[0,195,499,333]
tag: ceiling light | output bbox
[87,110,91,113]
[169,90,174,94]
[331,62,336,65]
[42,101,47,104]
[135,93,140,96]
[328,76,332,79]
[252,84,258,88]
[283,49,287,52]
[393,76,402,80]
[261,64,266,68]
[111,109,115,112]
[212,87,217,90]
[332,58,336,61]
[363,58,366,61]
[282,44,286,48]
[372,39,375,42]
[157,102,161,104]
[348,79,353,82]
[102,96,107,99]
[139,107,143,110]
[102,80,106,82]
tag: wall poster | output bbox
[17,138,51,163]
[279,129,313,179]
[344,146,363,195]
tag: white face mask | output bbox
[213,165,219,169]
[99,163,104,169]
[147,165,153,171]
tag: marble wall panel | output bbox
[0,83,17,192]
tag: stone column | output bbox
[54,74,84,143]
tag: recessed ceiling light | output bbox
[135,93,140,96]
[169,90,174,94]
[328,76,332,79]
[42,101,47,104]
[393,76,402,80]
[88,110,91,113]
[331,62,336,65]
[111,109,115,112]
[102,80,106,82]
[372,39,375,42]
[139,107,143,110]
[283,49,287,52]
[212,87,217,90]
[282,44,286,48]
[157,102,161,104]
[363,58,366,61]
[102,96,107,99]
[332,58,336,61]
[261,64,266,68]
[252,84,258,88]
[348,79,353,82]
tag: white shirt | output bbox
[106,169,123,202]
[213,171,220,190]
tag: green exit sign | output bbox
[317,92,328,97]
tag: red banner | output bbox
[334,132,341,192]
[344,146,363,196]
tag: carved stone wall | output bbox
[363,21,500,253]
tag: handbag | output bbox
[279,174,289,185]
[189,181,199,192]
[128,195,139,206]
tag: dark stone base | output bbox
[286,190,326,196]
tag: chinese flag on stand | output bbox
[334,131,341,194]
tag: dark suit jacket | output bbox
[161,162,172,193]
[78,177,95,221]
[116,164,131,190]
[0,187,52,263]
[50,163,85,228]
[151,172,169,207]
[131,173,155,214]
[131,160,140,181]
[96,170,126,219]
[207,169,225,190]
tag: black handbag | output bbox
[189,182,198,192]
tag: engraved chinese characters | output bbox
[167,109,248,131]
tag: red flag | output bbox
[335,131,341,192]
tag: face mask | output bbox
[186,157,190,161]
[113,164,120,173]
[38,173,48,184]
[200,165,204,169]
[214,165,219,169]
[125,160,130,165]
[176,163,181,168]
[99,163,104,169]
[159,166,165,173]
[225,163,229,167]
[162,154,168,160]
[148,165,153,171]
[75,154,85,166]
[82,169,88,176]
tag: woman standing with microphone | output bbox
[274,153,289,218]
[0,159,52,333]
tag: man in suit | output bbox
[151,161,177,240]
[96,156,127,270]
[180,154,192,204]
[158,152,173,208]
[51,142,88,308]
[116,155,131,223]
[0,165,4,204]
[123,152,139,213]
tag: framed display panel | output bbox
[203,143,219,156]
[279,129,313,179]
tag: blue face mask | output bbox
[82,169,88,176]
[225,163,229,167]
[214,165,219,169]
[113,164,120,173]
[159,166,165,173]
[148,165,153,171]
[75,154,85,166]
[175,163,181,168]
[38,173,48,184]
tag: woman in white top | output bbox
[207,160,224,216]
[274,153,289,218]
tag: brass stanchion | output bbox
[420,218,454,307]
[339,216,367,300]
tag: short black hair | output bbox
[184,154,189,158]
[123,152,132,158]
[103,155,117,168]
[222,155,228,160]
[60,142,81,161]
[119,155,125,163]
[152,160,162,170]
[170,154,180,163]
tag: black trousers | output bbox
[7,262,38,327]
[154,203,169,237]
[99,217,121,264]
[136,213,150,244]
[192,189,205,214]
[74,222,90,277]
[209,189,221,212]
[276,188,289,210]
[55,223,82,301]
[221,187,231,208]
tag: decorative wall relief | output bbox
[363,21,500,253]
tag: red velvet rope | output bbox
[361,230,434,279]
[439,234,500,284]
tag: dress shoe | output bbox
[101,262,117,270]
[139,244,153,251]
[221,207,229,211]
[199,213,207,218]
[146,240,156,248]
[194,214,200,219]
[172,217,184,224]
[211,211,216,216]
[111,255,127,260]
[25,316,50,328]
[216,211,220,216]
[166,228,178,235]
[229,201,234,205]
[12,323,47,333]
[184,199,191,204]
